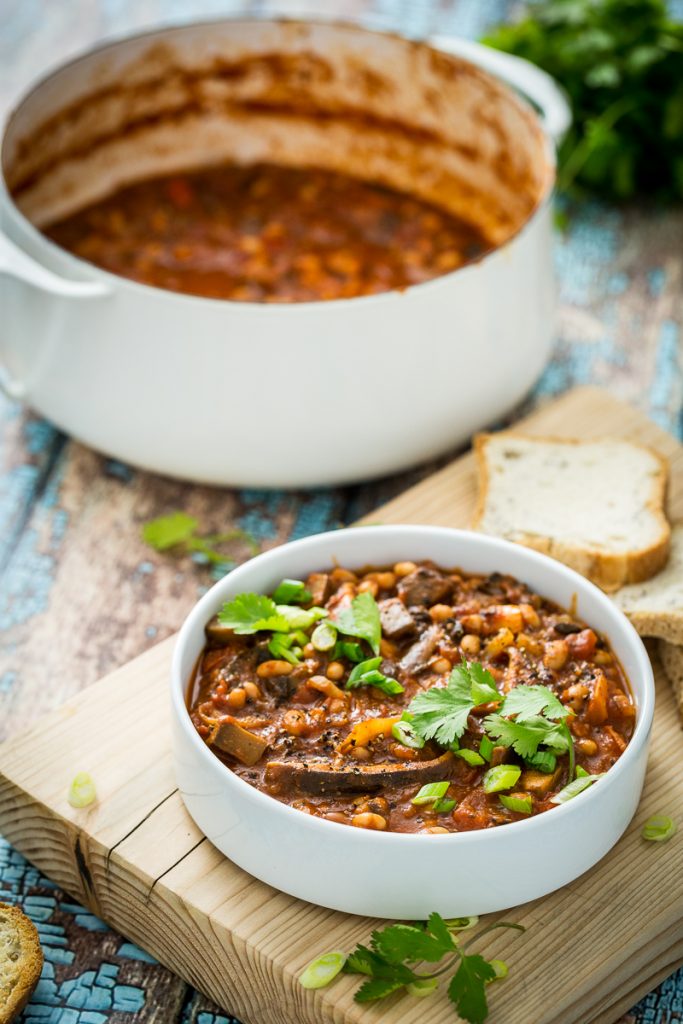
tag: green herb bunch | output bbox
[300,914,523,1023]
[484,0,683,201]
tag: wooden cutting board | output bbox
[2,385,683,1024]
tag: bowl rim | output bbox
[0,15,555,313]
[170,524,655,846]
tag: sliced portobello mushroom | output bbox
[211,720,269,766]
[265,750,454,795]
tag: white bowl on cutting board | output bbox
[170,525,654,919]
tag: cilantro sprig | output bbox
[142,511,258,571]
[484,684,576,780]
[407,662,501,748]
[300,913,524,1023]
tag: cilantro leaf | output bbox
[427,911,457,949]
[142,512,198,551]
[335,592,382,655]
[408,662,500,748]
[371,922,454,964]
[218,594,290,634]
[500,684,569,722]
[447,953,497,1024]
[484,713,569,759]
[344,945,378,976]
[355,977,410,1002]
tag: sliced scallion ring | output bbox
[299,951,346,989]
[391,720,425,750]
[642,814,677,842]
[68,772,97,809]
[311,621,338,652]
[412,781,450,806]
[482,765,521,794]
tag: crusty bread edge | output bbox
[472,432,671,592]
[0,903,43,1024]
[658,640,683,728]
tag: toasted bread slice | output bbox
[614,525,683,642]
[659,639,683,727]
[0,903,43,1023]
[473,434,670,591]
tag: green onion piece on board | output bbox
[483,765,521,794]
[499,793,532,815]
[642,815,677,843]
[391,721,425,750]
[526,750,557,773]
[489,959,509,981]
[299,951,346,989]
[454,748,486,767]
[444,916,479,931]
[412,781,450,806]
[311,621,337,652]
[68,772,97,808]
[407,978,439,998]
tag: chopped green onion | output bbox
[391,721,425,750]
[525,751,557,773]
[454,748,486,767]
[276,604,327,630]
[311,621,337,652]
[483,765,521,794]
[292,629,309,647]
[432,797,456,813]
[348,657,382,684]
[575,765,589,778]
[268,635,301,665]
[335,641,365,662]
[412,781,450,806]
[444,916,479,931]
[68,772,97,808]
[550,772,603,804]
[407,978,439,998]
[489,959,509,981]
[642,815,677,842]
[273,579,312,605]
[299,951,346,989]
[499,793,532,815]
[479,735,494,762]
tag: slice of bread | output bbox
[659,639,683,727]
[0,903,43,1024]
[473,434,670,591]
[614,524,683,643]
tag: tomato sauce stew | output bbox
[46,162,490,302]
[188,561,635,835]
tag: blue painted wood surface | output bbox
[0,1,682,1021]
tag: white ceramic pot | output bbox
[0,20,569,487]
[171,525,654,919]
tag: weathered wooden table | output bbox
[1,1,682,1022]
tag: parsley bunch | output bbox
[300,914,523,1023]
[484,0,683,201]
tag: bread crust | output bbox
[659,640,683,728]
[0,903,43,1024]
[472,432,670,592]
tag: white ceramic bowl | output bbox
[171,526,654,919]
[0,20,567,486]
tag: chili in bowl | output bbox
[171,526,654,919]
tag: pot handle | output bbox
[0,227,109,399]
[429,36,572,146]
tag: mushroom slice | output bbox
[211,721,269,766]
[265,751,453,795]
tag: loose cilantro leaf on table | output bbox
[407,661,501,748]
[301,912,524,1022]
[334,592,382,655]
[142,511,258,569]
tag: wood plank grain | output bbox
[1,386,683,1024]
